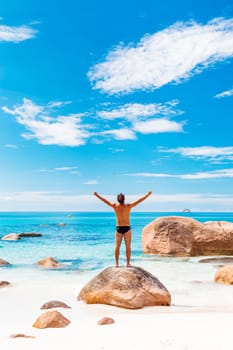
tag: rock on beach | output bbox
[37,256,61,269]
[142,217,233,257]
[33,310,71,329]
[78,266,171,309]
[19,232,42,237]
[98,317,115,325]
[0,258,10,266]
[40,300,71,310]
[1,233,20,241]
[2,232,42,240]
[0,280,11,288]
[215,265,233,285]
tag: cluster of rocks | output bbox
[1,232,42,241]
[2,215,233,336]
[142,216,233,257]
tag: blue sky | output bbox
[0,0,233,211]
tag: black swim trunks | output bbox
[116,226,131,234]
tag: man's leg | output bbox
[115,232,123,267]
[124,230,132,267]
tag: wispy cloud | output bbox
[133,118,184,134]
[108,147,124,153]
[3,98,185,146]
[0,24,37,43]
[101,128,136,140]
[82,180,99,185]
[127,168,233,179]
[39,166,79,173]
[214,88,233,98]
[2,98,90,146]
[98,100,185,137]
[97,100,182,120]
[5,144,18,149]
[159,146,233,162]
[47,101,72,108]
[88,17,233,94]
[54,166,78,171]
[0,191,232,211]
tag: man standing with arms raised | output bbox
[93,191,152,267]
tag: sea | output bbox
[1,211,233,309]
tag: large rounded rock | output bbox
[33,310,70,328]
[78,266,171,309]
[142,217,233,257]
[215,265,233,285]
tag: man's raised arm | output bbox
[93,192,114,207]
[129,191,152,208]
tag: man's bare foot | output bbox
[127,263,132,267]
[115,264,119,268]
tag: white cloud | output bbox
[54,166,78,171]
[5,144,18,149]
[0,24,37,42]
[108,147,124,153]
[180,169,233,179]
[214,88,233,98]
[133,118,184,134]
[88,17,233,94]
[98,100,182,120]
[101,128,136,140]
[2,98,90,146]
[127,168,233,179]
[159,146,233,162]
[47,101,72,108]
[98,100,185,137]
[82,180,99,185]
[2,98,185,146]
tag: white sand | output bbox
[0,260,232,350]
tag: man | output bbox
[93,191,152,267]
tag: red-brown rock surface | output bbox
[142,217,233,257]
[0,280,11,287]
[40,300,71,310]
[0,258,10,265]
[98,317,115,325]
[78,266,171,309]
[33,310,70,328]
[214,265,233,285]
[10,333,36,338]
[37,256,61,268]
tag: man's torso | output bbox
[113,203,131,226]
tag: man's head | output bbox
[117,193,125,204]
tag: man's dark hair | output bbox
[117,193,125,204]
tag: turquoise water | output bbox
[0,212,233,271]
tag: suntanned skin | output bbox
[93,191,152,267]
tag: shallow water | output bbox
[0,211,233,310]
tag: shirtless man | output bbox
[93,191,152,267]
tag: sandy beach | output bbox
[1,258,232,350]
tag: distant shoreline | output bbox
[0,211,233,213]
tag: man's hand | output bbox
[93,192,98,196]
[148,191,152,195]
